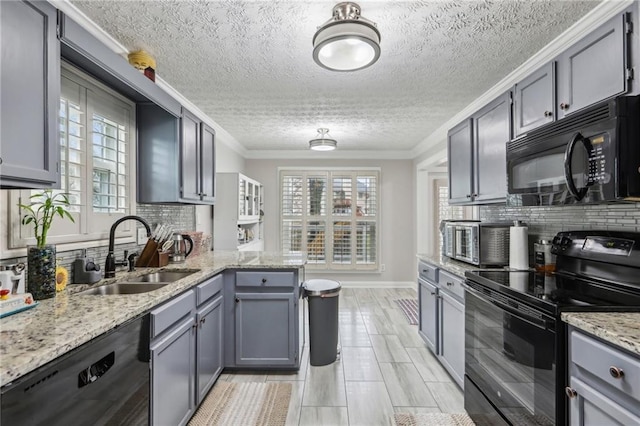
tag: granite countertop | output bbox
[0,250,306,387]
[416,253,493,278]
[562,312,640,357]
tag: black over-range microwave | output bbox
[506,94,640,206]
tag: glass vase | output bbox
[27,244,57,300]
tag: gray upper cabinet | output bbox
[200,123,216,204]
[473,92,510,204]
[448,92,510,205]
[181,109,201,203]
[513,63,555,138]
[0,0,60,189]
[557,11,631,119]
[447,119,473,204]
[137,105,216,205]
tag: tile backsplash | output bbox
[2,203,196,283]
[480,202,640,243]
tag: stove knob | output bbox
[565,387,578,399]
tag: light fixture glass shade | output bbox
[313,3,381,72]
[309,128,337,151]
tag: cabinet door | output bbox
[0,0,59,188]
[447,119,473,204]
[196,296,223,405]
[568,377,640,426]
[418,279,438,354]
[473,92,510,204]
[200,123,216,204]
[235,292,296,366]
[181,109,201,202]
[440,291,465,389]
[238,176,247,218]
[557,12,629,118]
[151,317,196,426]
[513,62,555,137]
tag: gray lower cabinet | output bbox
[439,290,464,387]
[224,269,301,369]
[418,278,438,353]
[150,274,224,425]
[150,316,196,426]
[417,260,465,389]
[567,327,640,425]
[196,295,223,404]
[0,0,60,189]
[235,293,296,366]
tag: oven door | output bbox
[465,286,556,426]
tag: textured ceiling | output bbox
[71,0,600,153]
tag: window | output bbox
[280,169,380,271]
[7,63,136,251]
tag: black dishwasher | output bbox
[1,314,150,425]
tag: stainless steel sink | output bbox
[77,283,169,296]
[131,270,198,283]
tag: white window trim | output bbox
[279,167,381,272]
[1,63,137,260]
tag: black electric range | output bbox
[464,230,640,426]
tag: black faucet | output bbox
[105,215,152,278]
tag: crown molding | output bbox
[410,0,635,159]
[244,149,414,160]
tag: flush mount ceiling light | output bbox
[309,128,337,151]
[313,2,381,72]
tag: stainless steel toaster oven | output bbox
[442,221,510,267]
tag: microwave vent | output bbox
[508,100,612,153]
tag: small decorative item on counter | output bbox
[534,240,556,272]
[0,292,37,318]
[127,50,156,82]
[55,266,69,292]
[18,190,75,300]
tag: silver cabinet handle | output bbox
[565,387,577,399]
[560,102,570,110]
[609,366,624,379]
[544,110,553,117]
[446,282,453,286]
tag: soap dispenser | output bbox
[73,249,102,284]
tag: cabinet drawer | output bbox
[151,290,196,338]
[235,271,295,288]
[439,270,465,300]
[571,330,640,405]
[196,274,223,306]
[418,260,438,283]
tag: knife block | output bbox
[147,250,169,268]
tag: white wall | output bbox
[245,158,415,286]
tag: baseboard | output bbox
[338,281,416,288]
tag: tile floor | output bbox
[219,288,466,425]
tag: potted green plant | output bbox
[19,190,75,300]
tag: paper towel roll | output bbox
[509,221,529,271]
[509,271,529,291]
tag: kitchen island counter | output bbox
[0,250,305,387]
